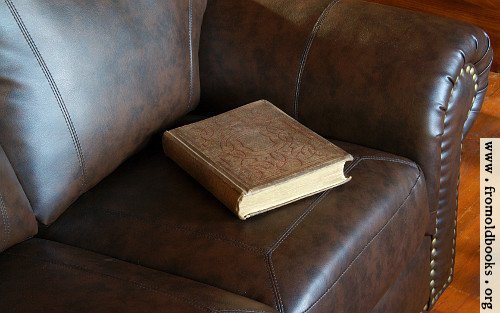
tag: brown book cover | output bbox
[163,100,353,219]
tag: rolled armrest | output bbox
[0,145,37,252]
[199,0,491,212]
[198,0,492,307]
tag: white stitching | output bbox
[5,0,87,191]
[303,173,422,312]
[188,0,194,108]
[264,155,419,312]
[293,0,341,120]
[5,252,278,313]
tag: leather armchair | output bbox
[197,1,492,308]
[0,0,492,312]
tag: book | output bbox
[162,100,353,220]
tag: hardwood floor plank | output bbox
[485,79,500,99]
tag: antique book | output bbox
[163,100,353,220]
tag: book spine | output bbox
[162,131,245,218]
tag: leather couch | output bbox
[0,0,492,312]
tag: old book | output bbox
[163,100,353,220]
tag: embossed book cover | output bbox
[163,100,353,219]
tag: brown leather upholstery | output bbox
[0,0,491,312]
[0,0,206,224]
[39,139,429,313]
[197,0,492,306]
[0,145,37,253]
[0,238,278,313]
[370,237,431,313]
[198,0,490,217]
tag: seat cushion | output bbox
[369,236,430,313]
[38,139,429,313]
[0,0,206,224]
[0,238,278,313]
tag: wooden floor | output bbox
[429,72,500,313]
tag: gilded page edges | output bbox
[242,175,352,220]
[247,155,353,195]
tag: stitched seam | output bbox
[356,156,418,168]
[293,0,341,119]
[0,194,10,251]
[5,0,87,191]
[267,256,282,313]
[344,157,361,173]
[96,209,277,310]
[263,190,331,312]
[267,190,332,253]
[263,155,419,312]
[5,252,229,312]
[267,155,418,253]
[188,0,194,108]
[6,252,277,313]
[93,208,266,254]
[265,255,280,311]
[303,172,422,313]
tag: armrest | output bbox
[199,0,491,211]
[0,145,37,253]
[198,0,492,307]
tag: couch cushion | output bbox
[0,145,37,252]
[369,237,430,313]
[39,139,429,313]
[0,238,278,313]
[0,0,206,224]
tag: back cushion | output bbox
[0,0,207,224]
[0,145,38,252]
